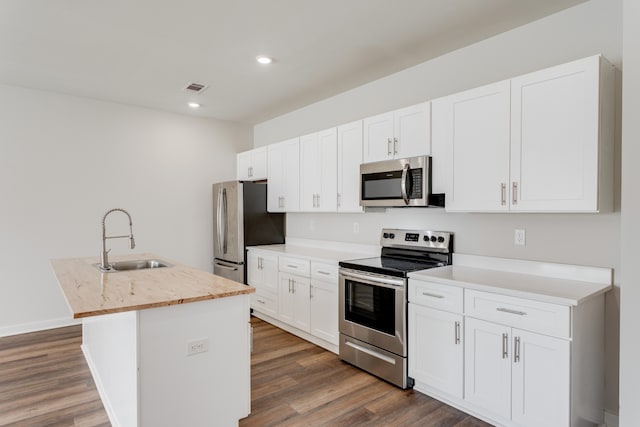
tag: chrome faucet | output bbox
[100,208,135,271]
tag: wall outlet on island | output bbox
[514,229,526,246]
[187,338,209,356]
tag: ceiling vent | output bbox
[183,82,208,93]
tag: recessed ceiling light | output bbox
[188,102,200,108]
[256,55,273,65]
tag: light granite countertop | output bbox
[51,253,254,319]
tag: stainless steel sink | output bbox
[95,259,171,272]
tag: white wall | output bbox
[253,0,622,416]
[618,1,640,426]
[0,84,252,336]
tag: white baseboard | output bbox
[81,344,119,427]
[0,316,80,338]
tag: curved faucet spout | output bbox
[100,208,135,271]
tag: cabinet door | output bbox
[432,81,511,212]
[237,151,252,181]
[363,111,394,163]
[310,280,338,345]
[250,147,268,180]
[246,251,262,288]
[337,120,363,212]
[510,55,601,212]
[464,317,511,420]
[267,143,284,212]
[278,273,296,326]
[511,329,570,427]
[292,276,311,333]
[408,304,463,398]
[317,128,337,212]
[300,132,319,211]
[394,102,430,159]
[261,254,279,293]
[282,138,301,212]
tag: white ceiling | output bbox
[0,0,587,124]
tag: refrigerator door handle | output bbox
[221,188,228,254]
[214,260,239,271]
[216,188,224,255]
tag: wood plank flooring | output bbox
[0,318,491,427]
[0,325,109,427]
[241,317,490,427]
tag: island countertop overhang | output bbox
[51,253,255,319]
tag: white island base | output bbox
[81,295,251,427]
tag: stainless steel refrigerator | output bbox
[213,181,285,283]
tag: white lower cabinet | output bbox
[465,317,570,427]
[408,304,463,398]
[310,262,339,346]
[278,272,310,332]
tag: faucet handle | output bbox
[130,236,136,250]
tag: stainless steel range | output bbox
[338,228,453,389]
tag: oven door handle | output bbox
[339,269,405,288]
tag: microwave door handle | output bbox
[401,164,410,205]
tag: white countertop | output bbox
[247,238,378,264]
[409,254,612,306]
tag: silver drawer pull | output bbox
[497,307,527,316]
[422,292,444,299]
[256,299,266,304]
[317,271,331,275]
[287,264,298,269]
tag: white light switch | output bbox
[514,229,526,246]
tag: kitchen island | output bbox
[51,253,254,427]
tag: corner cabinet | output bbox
[300,128,338,212]
[363,102,431,163]
[432,54,614,213]
[237,146,267,181]
[267,138,300,212]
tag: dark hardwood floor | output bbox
[0,318,491,427]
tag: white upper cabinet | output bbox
[300,128,338,212]
[432,81,511,211]
[363,102,431,163]
[236,147,267,181]
[510,55,613,212]
[433,54,614,213]
[267,138,300,212]
[337,120,364,212]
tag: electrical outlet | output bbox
[514,229,526,246]
[187,338,209,356]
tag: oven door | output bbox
[339,268,406,356]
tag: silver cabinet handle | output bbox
[393,137,398,154]
[502,333,508,359]
[387,138,392,155]
[248,166,253,177]
[454,321,461,344]
[287,264,298,269]
[317,271,331,275]
[316,194,320,207]
[514,336,521,363]
[256,299,266,304]
[400,164,410,205]
[422,292,444,299]
[512,182,518,205]
[337,193,341,208]
[288,278,292,293]
[310,285,313,299]
[291,279,295,294]
[501,183,506,206]
[496,307,527,316]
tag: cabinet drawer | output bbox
[409,280,463,313]
[251,291,277,317]
[279,256,310,277]
[311,262,338,283]
[464,289,570,338]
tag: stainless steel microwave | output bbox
[359,156,444,207]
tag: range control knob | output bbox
[423,236,429,242]
[383,233,389,239]
[437,236,445,243]
[389,233,395,239]
[430,236,437,242]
